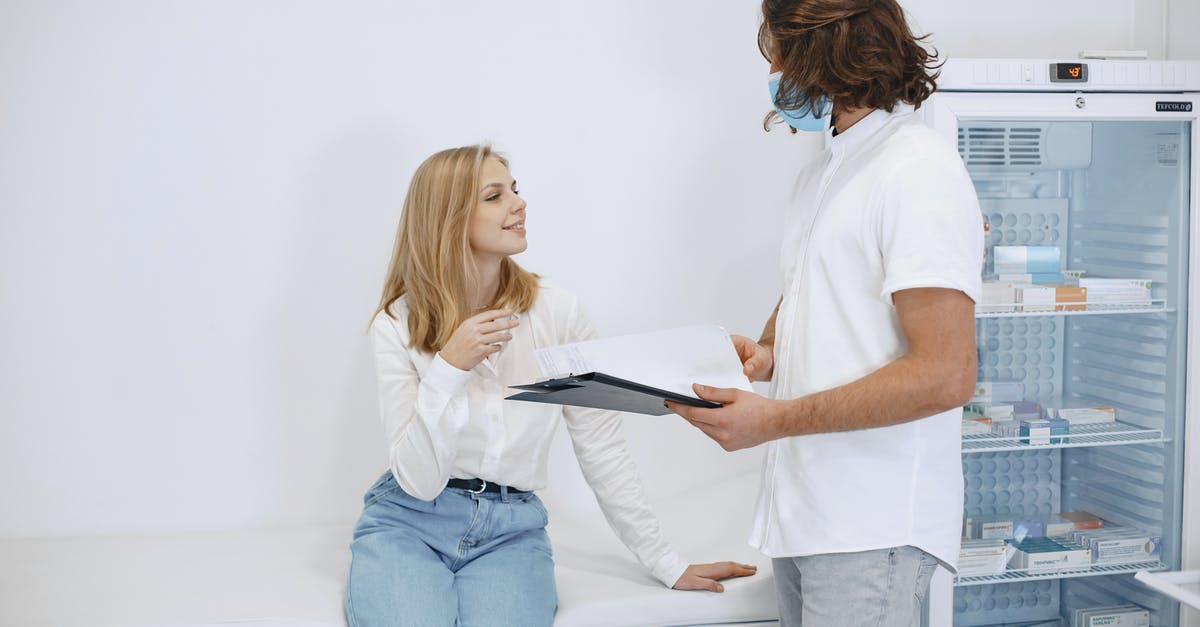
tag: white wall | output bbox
[1166,0,1200,60]
[1135,0,1200,60]
[0,0,1182,540]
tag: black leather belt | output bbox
[446,478,529,494]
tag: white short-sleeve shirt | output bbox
[749,104,983,570]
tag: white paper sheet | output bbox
[534,324,753,398]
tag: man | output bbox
[668,1,983,625]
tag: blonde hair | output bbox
[374,144,538,353]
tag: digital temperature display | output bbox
[1050,63,1088,83]
[1058,64,1084,79]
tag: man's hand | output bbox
[731,334,774,382]
[667,385,785,451]
[672,561,758,592]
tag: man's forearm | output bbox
[768,288,977,438]
[758,306,779,349]
[774,352,975,437]
[758,297,782,361]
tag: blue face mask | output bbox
[768,71,828,132]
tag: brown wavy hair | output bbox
[759,0,940,129]
[374,145,538,353]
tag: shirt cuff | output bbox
[650,550,689,588]
[426,353,473,396]
[879,276,982,306]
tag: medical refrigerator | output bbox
[920,59,1200,627]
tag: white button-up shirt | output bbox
[749,105,983,570]
[370,283,687,586]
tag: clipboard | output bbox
[505,372,722,416]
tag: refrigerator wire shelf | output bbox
[954,560,1168,587]
[961,422,1166,453]
[975,300,1170,318]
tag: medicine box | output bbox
[957,539,1007,577]
[968,403,1015,422]
[992,421,1021,439]
[1052,284,1087,311]
[1075,278,1152,306]
[995,246,1061,274]
[966,515,1044,541]
[1012,401,1043,422]
[1067,524,1125,546]
[1058,511,1104,529]
[1008,537,1091,573]
[968,516,1013,540]
[979,281,1016,313]
[1031,273,1065,284]
[1017,285,1056,312]
[1071,605,1150,627]
[971,382,1024,404]
[1019,418,1069,445]
[1044,511,1104,536]
[961,420,991,436]
[1049,406,1117,425]
[1071,527,1162,564]
[1092,534,1162,564]
[1045,517,1073,537]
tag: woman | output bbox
[346,144,756,626]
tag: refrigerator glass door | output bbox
[926,91,1196,627]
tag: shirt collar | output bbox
[828,102,915,159]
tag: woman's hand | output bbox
[732,334,774,382]
[439,309,519,371]
[672,561,758,592]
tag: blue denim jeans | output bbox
[772,545,938,627]
[345,471,557,627]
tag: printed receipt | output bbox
[532,324,753,398]
[534,345,589,378]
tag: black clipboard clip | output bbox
[506,372,721,416]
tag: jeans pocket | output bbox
[519,496,553,558]
[913,552,939,606]
[524,494,550,527]
[363,471,400,507]
[375,482,443,514]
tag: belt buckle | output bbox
[469,479,488,495]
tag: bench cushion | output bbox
[0,475,777,626]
